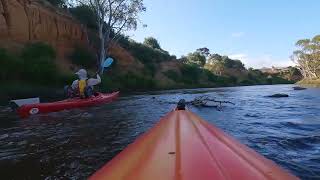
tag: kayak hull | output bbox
[17,92,119,118]
[90,110,297,180]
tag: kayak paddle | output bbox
[102,57,114,72]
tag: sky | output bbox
[127,0,320,68]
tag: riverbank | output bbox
[297,79,320,87]
[1,80,294,105]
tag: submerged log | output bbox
[267,94,289,98]
[186,95,235,110]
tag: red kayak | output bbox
[17,92,119,118]
[90,109,298,180]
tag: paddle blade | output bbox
[103,58,114,68]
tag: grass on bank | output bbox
[297,79,320,87]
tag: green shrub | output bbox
[144,63,156,77]
[1,43,60,86]
[101,72,156,91]
[20,43,58,85]
[0,48,22,81]
[163,70,180,82]
[0,43,72,87]
[113,72,156,91]
[100,75,113,91]
[203,69,218,82]
[69,5,98,30]
[120,72,156,90]
[21,42,56,60]
[271,76,292,84]
[70,46,96,69]
[228,76,238,84]
[239,79,255,85]
[180,64,201,84]
[118,38,171,64]
[143,37,161,49]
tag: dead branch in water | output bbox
[186,95,235,109]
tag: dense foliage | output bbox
[69,46,96,69]
[206,54,245,75]
[185,52,206,67]
[118,36,172,77]
[0,43,73,86]
[143,37,161,49]
[69,5,98,30]
[101,72,156,91]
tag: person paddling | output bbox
[65,69,101,98]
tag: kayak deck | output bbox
[17,92,119,118]
[90,110,297,180]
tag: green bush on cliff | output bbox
[0,48,22,81]
[101,72,156,91]
[203,69,218,82]
[20,43,58,85]
[143,37,161,49]
[118,36,171,64]
[70,46,96,69]
[69,5,98,30]
[164,67,227,86]
[270,76,293,84]
[21,43,56,60]
[118,36,172,78]
[120,72,156,90]
[180,64,201,84]
[163,70,180,82]
[1,43,72,87]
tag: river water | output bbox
[0,84,319,179]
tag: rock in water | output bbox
[267,94,289,98]
[293,86,307,90]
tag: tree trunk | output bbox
[98,23,105,75]
[104,32,110,60]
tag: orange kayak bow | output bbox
[90,109,298,180]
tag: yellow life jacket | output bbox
[78,79,87,97]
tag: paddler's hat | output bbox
[75,69,88,80]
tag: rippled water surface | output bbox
[0,85,320,179]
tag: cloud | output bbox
[228,53,295,68]
[231,32,245,38]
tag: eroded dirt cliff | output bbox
[0,0,87,45]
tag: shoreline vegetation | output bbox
[0,0,303,103]
[1,82,295,105]
[0,40,295,103]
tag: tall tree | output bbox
[72,0,145,73]
[196,47,210,58]
[186,52,206,67]
[291,34,320,79]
